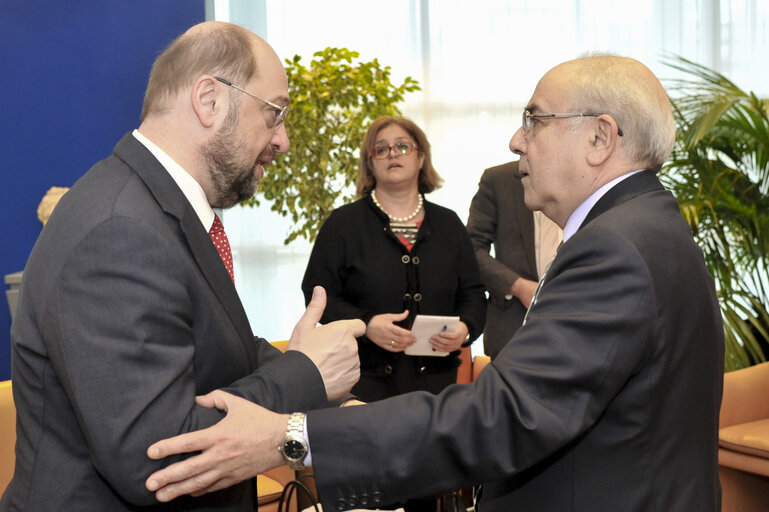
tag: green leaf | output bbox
[244,48,420,245]
[661,55,769,371]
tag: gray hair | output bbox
[141,22,258,121]
[565,54,675,170]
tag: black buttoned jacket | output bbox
[301,193,486,376]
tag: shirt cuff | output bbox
[302,415,313,467]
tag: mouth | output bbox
[255,152,274,179]
[387,163,403,170]
[255,159,270,179]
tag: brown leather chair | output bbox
[472,355,491,381]
[456,347,473,384]
[0,380,16,495]
[718,361,769,512]
[258,465,297,512]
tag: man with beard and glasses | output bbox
[0,21,364,512]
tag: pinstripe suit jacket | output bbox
[1,134,327,511]
[308,171,724,512]
[466,161,537,358]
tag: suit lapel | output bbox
[580,170,664,230]
[525,172,662,327]
[112,133,259,369]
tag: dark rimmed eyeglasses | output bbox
[369,142,418,160]
[522,110,623,136]
[214,76,289,129]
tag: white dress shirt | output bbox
[132,129,219,232]
[562,169,644,243]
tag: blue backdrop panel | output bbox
[0,1,206,380]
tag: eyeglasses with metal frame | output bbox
[522,110,623,136]
[214,76,289,128]
[369,142,419,160]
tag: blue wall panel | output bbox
[0,1,206,380]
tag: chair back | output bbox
[456,347,473,384]
[270,340,289,353]
[0,380,16,494]
[472,355,491,381]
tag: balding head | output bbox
[137,21,290,209]
[548,55,675,171]
[141,21,271,121]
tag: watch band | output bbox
[280,412,308,470]
[287,411,304,436]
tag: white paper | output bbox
[405,315,459,357]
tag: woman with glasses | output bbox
[301,115,486,511]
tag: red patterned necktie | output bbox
[209,215,234,284]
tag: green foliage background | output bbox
[661,57,769,371]
[242,47,420,244]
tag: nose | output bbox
[509,126,525,156]
[387,146,403,158]
[271,123,289,154]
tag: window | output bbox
[212,0,769,348]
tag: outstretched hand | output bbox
[287,286,365,400]
[146,390,287,502]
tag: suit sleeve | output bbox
[466,169,522,301]
[307,227,657,510]
[43,217,321,505]
[222,339,327,413]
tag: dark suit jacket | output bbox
[307,171,724,512]
[1,134,327,511]
[466,161,537,359]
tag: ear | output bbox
[190,75,225,129]
[585,114,620,166]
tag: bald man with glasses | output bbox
[145,55,724,512]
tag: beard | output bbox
[201,106,271,209]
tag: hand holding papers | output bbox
[405,315,459,357]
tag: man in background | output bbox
[466,160,561,358]
[0,21,363,512]
[144,54,724,512]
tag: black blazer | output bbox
[307,171,724,512]
[302,194,486,375]
[466,161,537,358]
[2,134,327,511]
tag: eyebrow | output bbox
[262,93,289,107]
[525,103,542,114]
[374,136,413,144]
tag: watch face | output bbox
[284,439,307,460]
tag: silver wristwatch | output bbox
[278,412,308,470]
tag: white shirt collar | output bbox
[562,169,645,242]
[132,129,216,231]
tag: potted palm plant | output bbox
[662,56,769,371]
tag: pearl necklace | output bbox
[371,189,423,222]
